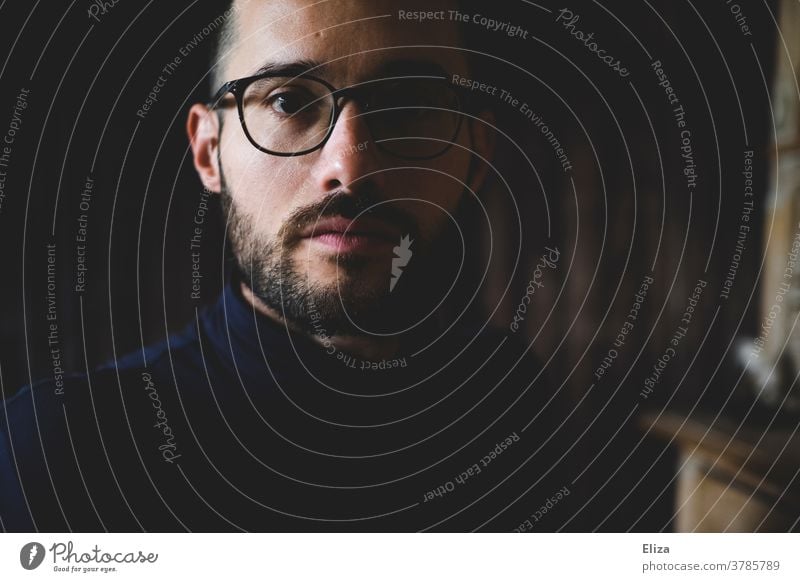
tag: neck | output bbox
[240,281,401,361]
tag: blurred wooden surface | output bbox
[641,411,800,532]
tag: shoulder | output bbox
[0,308,215,445]
[0,360,186,530]
[1,317,203,436]
[98,318,202,375]
[0,374,93,530]
[1,374,94,433]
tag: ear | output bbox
[186,103,222,193]
[466,109,496,194]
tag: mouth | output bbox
[300,216,402,254]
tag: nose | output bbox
[311,100,387,195]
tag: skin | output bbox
[187,0,495,359]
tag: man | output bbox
[0,0,575,531]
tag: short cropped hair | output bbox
[208,0,481,95]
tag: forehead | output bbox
[227,0,466,83]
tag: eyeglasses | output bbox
[209,72,466,160]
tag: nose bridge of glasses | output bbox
[328,86,377,146]
[333,86,373,113]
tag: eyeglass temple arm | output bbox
[208,81,237,109]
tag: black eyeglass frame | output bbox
[208,72,468,160]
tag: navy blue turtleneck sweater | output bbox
[0,279,579,532]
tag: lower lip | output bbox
[306,232,395,253]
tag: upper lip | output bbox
[300,216,402,242]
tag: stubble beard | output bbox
[218,172,464,338]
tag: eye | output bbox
[266,88,316,116]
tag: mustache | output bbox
[281,190,419,243]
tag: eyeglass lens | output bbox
[239,76,461,158]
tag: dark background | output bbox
[0,0,782,530]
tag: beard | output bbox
[219,170,469,338]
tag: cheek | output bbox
[403,151,473,229]
[224,149,306,234]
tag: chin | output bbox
[303,258,392,291]
[314,277,391,307]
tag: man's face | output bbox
[201,0,487,335]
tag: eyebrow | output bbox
[249,58,449,81]
[251,60,325,78]
[378,59,449,79]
